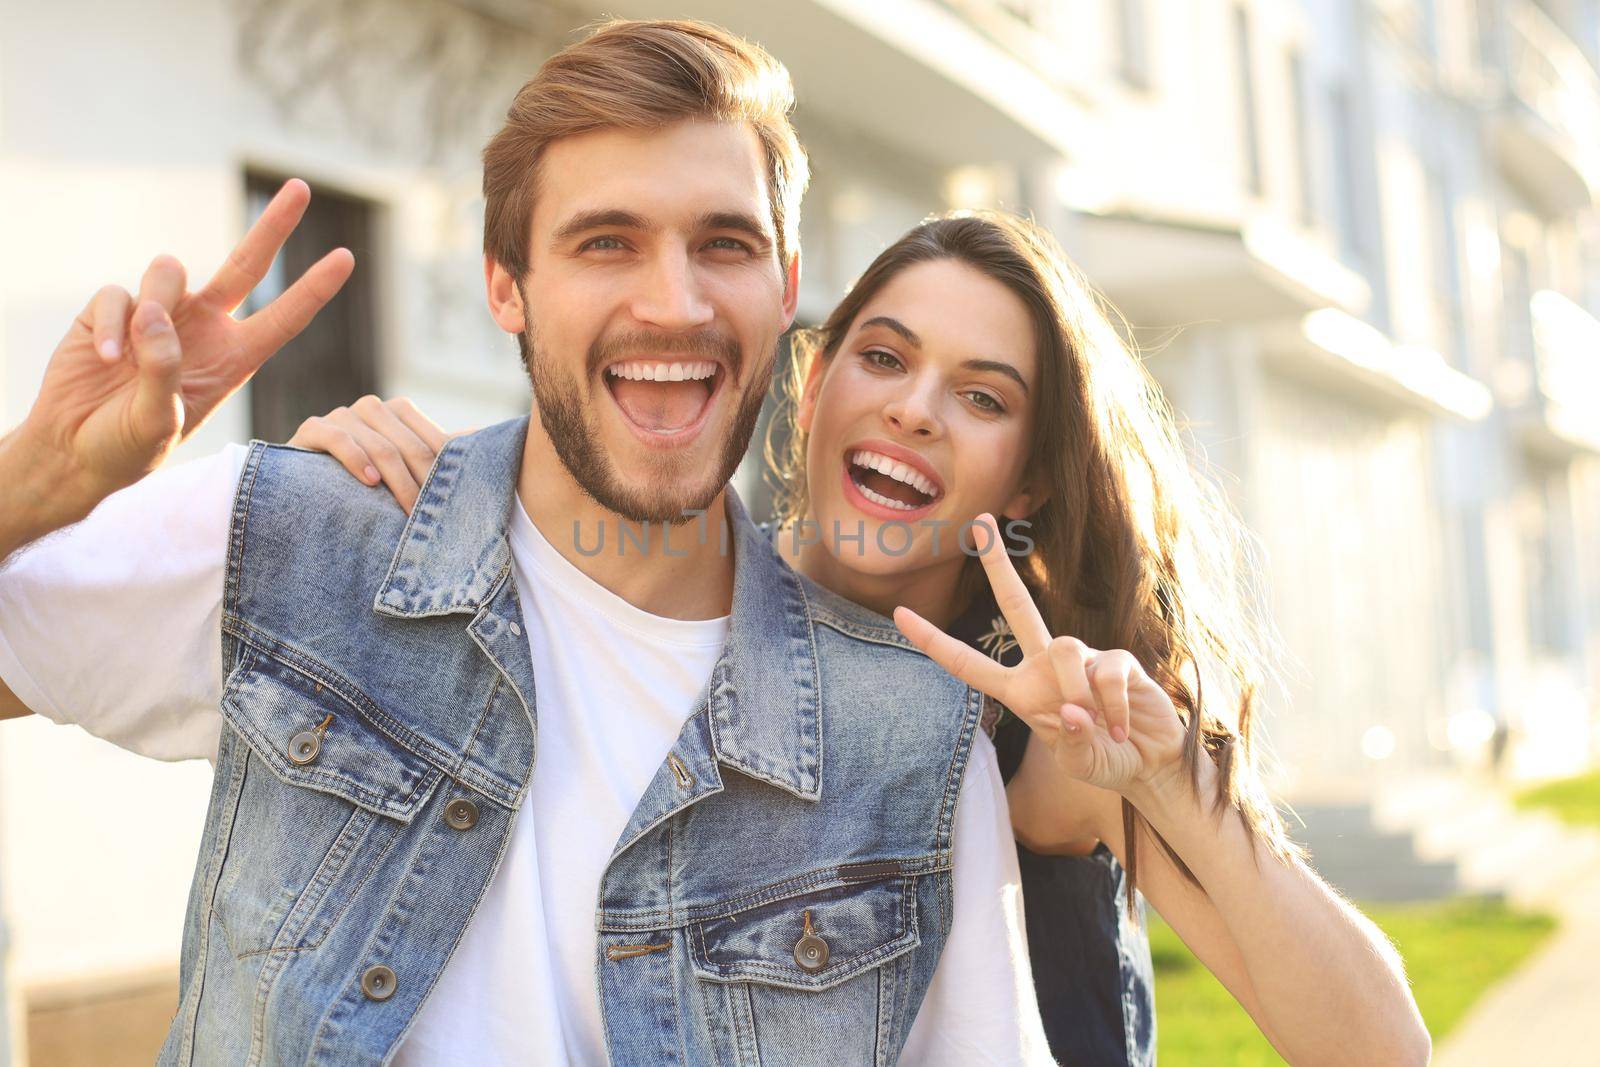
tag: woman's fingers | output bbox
[290,414,381,485]
[970,513,1051,656]
[1085,650,1135,744]
[350,395,437,485]
[88,285,133,362]
[384,396,450,454]
[1046,633,1102,728]
[893,605,1012,699]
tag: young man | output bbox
[0,20,1050,1065]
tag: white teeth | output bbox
[848,449,939,499]
[857,482,919,511]
[606,360,718,382]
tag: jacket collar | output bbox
[373,416,824,800]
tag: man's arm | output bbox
[0,179,351,564]
[0,676,28,720]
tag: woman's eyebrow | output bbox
[860,315,921,347]
[962,359,1030,397]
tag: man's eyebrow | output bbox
[552,209,655,243]
[697,211,774,246]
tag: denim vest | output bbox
[157,417,983,1066]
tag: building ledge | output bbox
[1260,309,1493,421]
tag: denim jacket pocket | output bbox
[689,874,921,992]
[212,644,445,959]
[689,874,923,1066]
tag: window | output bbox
[1234,5,1263,197]
[1289,52,1316,226]
[1114,0,1151,89]
[242,172,379,443]
[1330,83,1367,267]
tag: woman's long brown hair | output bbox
[765,211,1303,909]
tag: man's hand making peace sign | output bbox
[893,513,1187,797]
[0,179,354,559]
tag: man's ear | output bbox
[780,251,801,330]
[485,257,527,334]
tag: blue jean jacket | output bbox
[158,417,984,1065]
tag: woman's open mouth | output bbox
[843,448,943,516]
[604,360,724,443]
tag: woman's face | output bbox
[798,257,1040,578]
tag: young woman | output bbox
[294,212,1430,1065]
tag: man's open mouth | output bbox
[604,360,723,437]
[845,448,943,512]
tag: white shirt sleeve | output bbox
[900,729,1054,1065]
[0,444,247,762]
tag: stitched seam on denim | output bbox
[222,442,266,623]
[382,796,521,1062]
[233,802,411,961]
[737,982,761,1066]
[221,624,454,778]
[932,685,984,866]
[178,716,251,1066]
[790,579,823,794]
[609,740,724,860]
[306,803,447,1062]
[219,631,495,814]
[624,869,910,925]
[445,673,502,789]
[463,567,543,805]
[807,611,913,647]
[693,931,919,989]
[597,863,949,929]
[373,441,462,614]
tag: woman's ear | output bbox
[1001,479,1047,522]
[796,353,828,433]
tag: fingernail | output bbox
[98,338,121,360]
[363,465,380,484]
[1112,725,1128,743]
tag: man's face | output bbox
[506,120,796,524]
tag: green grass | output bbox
[1149,897,1557,1063]
[1514,769,1600,829]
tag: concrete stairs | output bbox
[1286,775,1600,907]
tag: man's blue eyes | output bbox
[579,237,752,253]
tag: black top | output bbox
[947,594,1156,1067]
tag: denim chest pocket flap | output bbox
[690,875,921,993]
[220,647,443,822]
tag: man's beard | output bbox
[517,319,770,525]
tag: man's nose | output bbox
[631,249,714,331]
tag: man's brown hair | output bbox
[482,18,809,277]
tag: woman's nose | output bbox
[883,387,941,438]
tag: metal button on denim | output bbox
[360,964,396,1001]
[444,797,479,831]
[794,909,828,972]
[287,730,321,765]
[794,932,828,972]
[509,621,522,637]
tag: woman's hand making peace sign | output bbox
[893,514,1187,796]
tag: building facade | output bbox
[1,0,1597,1061]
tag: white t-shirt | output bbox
[0,447,1052,1065]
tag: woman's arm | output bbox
[898,515,1431,1067]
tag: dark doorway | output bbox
[243,172,379,442]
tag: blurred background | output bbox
[1,0,1598,1063]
